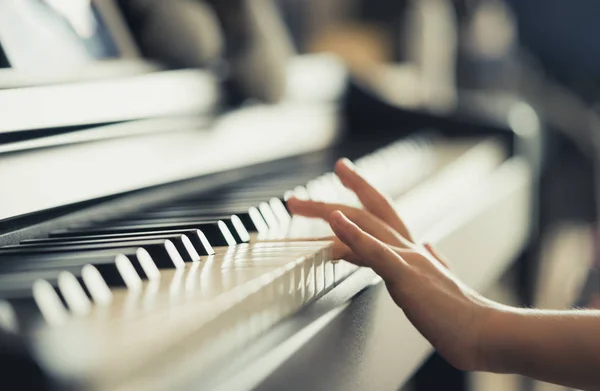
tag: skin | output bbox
[287,158,600,390]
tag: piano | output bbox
[0,3,540,391]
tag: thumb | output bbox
[329,210,406,282]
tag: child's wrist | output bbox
[477,305,520,373]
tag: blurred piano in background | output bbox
[0,1,540,390]
[0,0,132,69]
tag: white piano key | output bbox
[58,272,92,316]
[50,246,323,380]
[305,179,324,201]
[259,202,279,230]
[218,220,238,246]
[32,280,69,327]
[334,260,360,285]
[269,197,291,226]
[83,242,331,322]
[0,301,19,333]
[283,190,295,201]
[292,186,310,200]
[82,265,113,306]
[231,215,251,243]
[249,206,269,235]
[115,254,144,290]
[135,248,163,280]
[181,235,201,262]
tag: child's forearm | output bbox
[482,308,600,390]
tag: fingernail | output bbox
[330,210,345,226]
[340,158,356,171]
[330,211,350,232]
[330,211,349,240]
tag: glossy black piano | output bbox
[0,1,540,390]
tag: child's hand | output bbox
[290,158,600,388]
[287,158,495,370]
[329,210,496,372]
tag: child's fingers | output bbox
[335,158,414,242]
[287,197,411,248]
[329,210,407,282]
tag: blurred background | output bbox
[2,1,600,390]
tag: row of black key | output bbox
[0,169,324,333]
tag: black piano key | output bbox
[176,193,280,204]
[165,201,278,230]
[0,252,143,288]
[258,202,279,229]
[16,234,199,263]
[0,242,176,271]
[131,208,250,218]
[155,204,231,213]
[0,247,162,280]
[52,271,93,316]
[0,240,182,270]
[54,221,236,246]
[39,229,214,255]
[154,202,255,212]
[269,197,292,217]
[0,267,85,301]
[226,215,250,243]
[104,216,250,244]
[146,206,268,234]
[130,207,266,233]
[163,199,274,211]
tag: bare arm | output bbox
[484,308,600,390]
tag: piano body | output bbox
[0,3,541,390]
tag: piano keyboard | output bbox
[0,134,530,390]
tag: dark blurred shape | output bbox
[119,0,223,68]
[0,44,9,68]
[291,0,458,111]
[119,0,294,104]
[0,0,136,70]
[357,0,410,62]
[0,325,53,390]
[454,0,519,92]
[507,0,600,99]
[206,0,295,103]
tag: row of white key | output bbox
[37,241,339,387]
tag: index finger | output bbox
[335,158,414,242]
